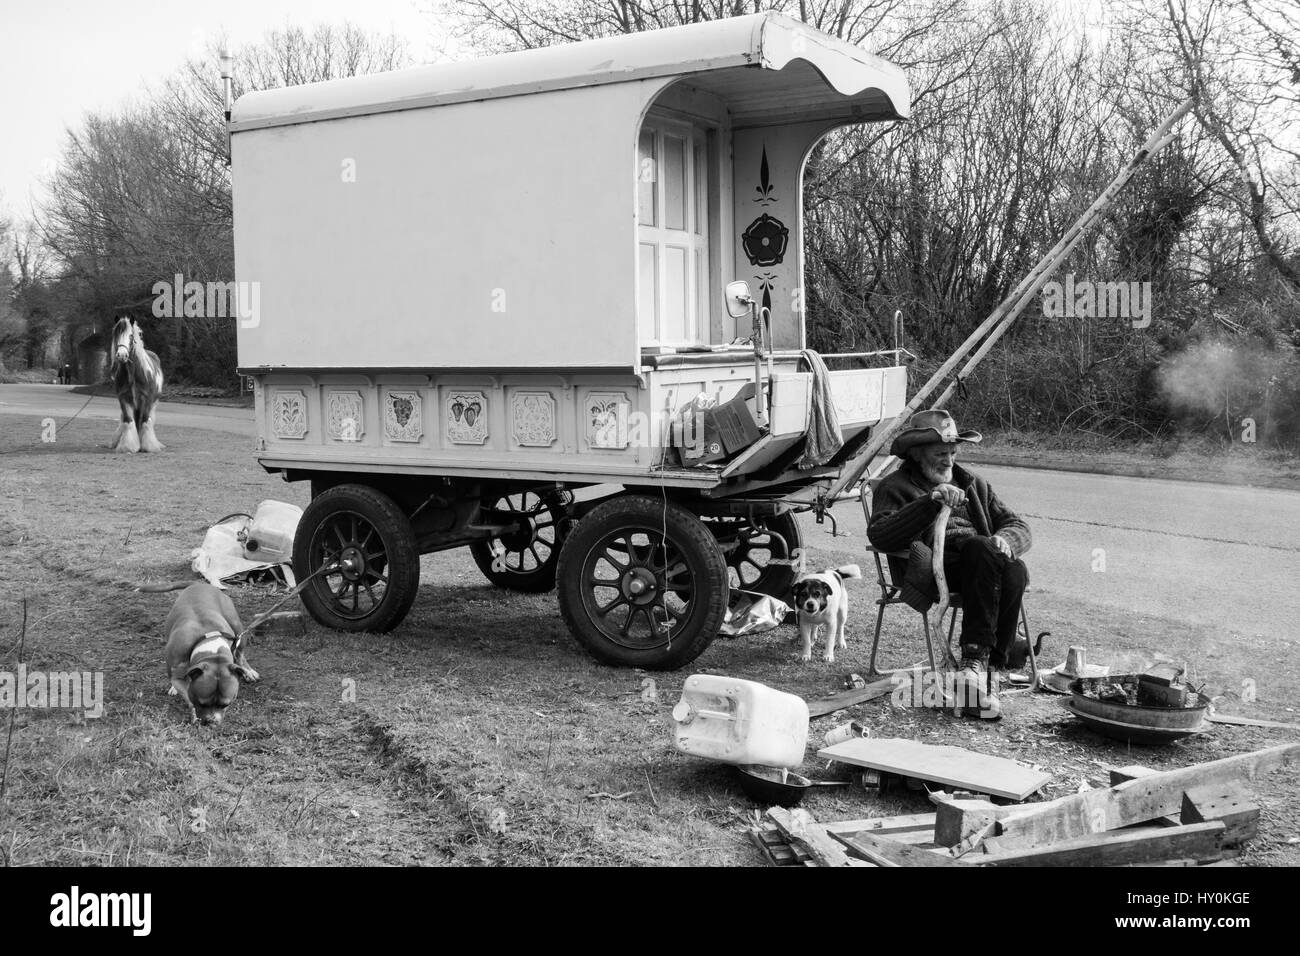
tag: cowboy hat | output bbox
[889,409,982,458]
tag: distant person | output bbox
[867,410,1032,718]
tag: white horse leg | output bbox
[115,419,141,453]
[114,396,140,453]
[139,411,165,452]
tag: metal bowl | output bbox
[1065,676,1209,745]
[734,765,851,807]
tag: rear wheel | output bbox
[469,489,573,592]
[293,484,419,633]
[704,511,802,598]
[557,495,728,670]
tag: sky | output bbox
[0,0,448,220]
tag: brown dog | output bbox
[162,583,259,725]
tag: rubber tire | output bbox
[707,511,803,599]
[469,490,573,593]
[293,483,420,633]
[556,494,729,670]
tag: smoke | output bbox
[1155,341,1242,418]
[1155,339,1300,446]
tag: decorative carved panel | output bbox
[446,390,488,445]
[271,390,308,440]
[512,391,557,447]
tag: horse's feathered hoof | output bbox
[114,421,141,453]
[139,424,165,453]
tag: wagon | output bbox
[230,12,911,669]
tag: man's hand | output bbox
[930,484,966,508]
[990,534,1012,557]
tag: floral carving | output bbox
[586,391,629,449]
[327,391,364,443]
[271,390,307,440]
[512,391,557,447]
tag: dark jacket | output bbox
[867,461,1032,559]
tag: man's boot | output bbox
[957,644,1001,719]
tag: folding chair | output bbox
[860,477,1039,690]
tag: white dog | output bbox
[791,565,862,663]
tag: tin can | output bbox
[822,720,868,747]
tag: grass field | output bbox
[1,414,1296,866]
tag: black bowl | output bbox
[735,765,812,807]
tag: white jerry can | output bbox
[671,675,809,768]
[243,499,303,562]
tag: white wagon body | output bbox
[229,13,912,668]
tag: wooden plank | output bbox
[975,821,1225,867]
[1181,783,1259,848]
[807,676,898,718]
[934,798,1001,847]
[823,812,936,836]
[818,737,1051,801]
[1109,765,1157,785]
[830,829,959,867]
[1207,712,1300,731]
[766,807,863,868]
[1109,766,1180,826]
[993,743,1298,849]
[748,825,812,866]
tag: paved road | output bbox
[4,383,1295,641]
[800,462,1299,645]
[0,383,254,436]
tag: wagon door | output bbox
[638,118,710,347]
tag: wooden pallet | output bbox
[749,745,1292,867]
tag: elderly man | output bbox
[867,410,1031,718]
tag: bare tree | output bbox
[31,23,410,386]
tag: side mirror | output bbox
[724,280,753,320]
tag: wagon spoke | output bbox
[334,523,348,549]
[618,606,642,637]
[663,562,691,585]
[596,594,628,616]
[601,546,629,571]
[528,543,544,567]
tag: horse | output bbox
[108,317,166,453]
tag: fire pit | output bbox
[1064,675,1210,745]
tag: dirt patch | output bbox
[1,415,1295,866]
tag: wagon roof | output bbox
[230,12,909,132]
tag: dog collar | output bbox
[191,631,234,661]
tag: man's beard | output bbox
[921,462,953,486]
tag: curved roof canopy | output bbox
[230,12,909,132]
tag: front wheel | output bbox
[293,484,420,633]
[556,495,728,670]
